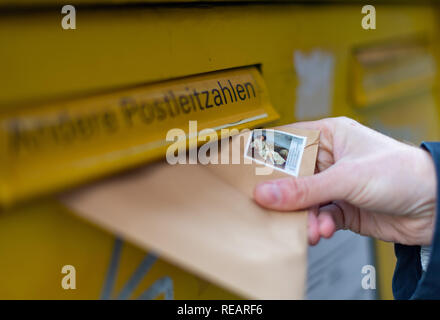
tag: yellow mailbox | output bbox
[1,1,439,299]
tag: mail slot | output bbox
[0,66,278,207]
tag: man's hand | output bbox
[253,117,437,246]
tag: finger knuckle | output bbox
[331,116,352,124]
[285,178,309,207]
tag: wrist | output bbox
[414,147,437,245]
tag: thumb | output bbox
[253,167,346,211]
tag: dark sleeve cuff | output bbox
[392,142,440,299]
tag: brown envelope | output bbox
[59,125,319,300]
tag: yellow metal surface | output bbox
[0,199,240,299]
[374,240,397,300]
[351,37,437,108]
[1,3,440,299]
[0,0,267,7]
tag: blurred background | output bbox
[1,0,439,299]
